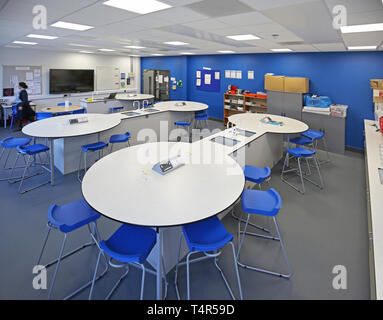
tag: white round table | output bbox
[22,114,121,185]
[228,113,309,134]
[116,93,154,101]
[81,141,244,299]
[155,101,208,112]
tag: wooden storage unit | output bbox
[223,93,267,125]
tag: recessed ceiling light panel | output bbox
[12,41,37,45]
[226,34,260,41]
[51,21,94,31]
[26,34,58,40]
[348,46,377,50]
[340,23,383,33]
[164,41,189,46]
[103,0,172,14]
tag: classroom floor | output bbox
[0,120,370,300]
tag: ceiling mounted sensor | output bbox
[186,0,254,18]
[103,0,172,14]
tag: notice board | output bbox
[196,69,220,92]
[2,65,42,96]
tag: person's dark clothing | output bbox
[16,89,35,128]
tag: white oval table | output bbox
[228,113,309,134]
[155,101,208,112]
[82,141,244,299]
[22,114,121,185]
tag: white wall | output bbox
[0,47,141,109]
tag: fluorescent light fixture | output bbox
[218,50,235,53]
[79,51,93,54]
[226,34,260,41]
[26,34,58,40]
[51,21,94,31]
[12,41,37,45]
[151,53,164,56]
[340,23,383,33]
[98,48,115,52]
[270,48,292,52]
[103,0,171,14]
[164,41,189,46]
[181,52,194,55]
[68,43,93,47]
[348,45,377,50]
[124,45,145,49]
[129,54,140,57]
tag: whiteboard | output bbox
[2,65,42,95]
[96,66,120,91]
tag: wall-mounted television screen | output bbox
[49,69,94,94]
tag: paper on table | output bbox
[215,72,220,80]
[204,74,211,85]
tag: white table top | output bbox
[228,113,309,134]
[155,101,208,112]
[82,142,244,227]
[115,93,154,101]
[22,113,121,138]
[364,120,383,300]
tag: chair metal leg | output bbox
[231,207,271,233]
[281,154,306,194]
[105,264,130,300]
[174,233,183,300]
[48,234,67,299]
[140,264,146,300]
[237,214,291,279]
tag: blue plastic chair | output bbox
[109,106,124,113]
[174,121,191,142]
[232,165,273,231]
[71,108,86,114]
[36,199,107,300]
[174,216,243,300]
[237,188,291,278]
[8,144,50,193]
[301,129,330,164]
[109,132,131,153]
[89,224,168,300]
[57,102,72,106]
[9,105,18,129]
[0,137,31,173]
[77,141,109,182]
[194,110,209,130]
[281,147,324,194]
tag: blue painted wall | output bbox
[141,55,188,101]
[142,51,383,149]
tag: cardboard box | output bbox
[373,89,383,103]
[264,75,285,91]
[371,79,383,90]
[284,77,309,93]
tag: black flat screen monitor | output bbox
[49,69,94,94]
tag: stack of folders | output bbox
[302,106,331,115]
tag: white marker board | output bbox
[96,66,120,91]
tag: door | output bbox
[142,69,155,96]
[155,70,170,101]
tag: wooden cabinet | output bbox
[223,93,267,125]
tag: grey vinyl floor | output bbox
[0,119,370,300]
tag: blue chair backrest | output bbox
[57,102,73,106]
[71,108,85,114]
[36,112,53,120]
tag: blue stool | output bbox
[71,108,86,114]
[109,132,131,153]
[281,147,323,194]
[194,110,209,130]
[0,137,32,176]
[9,144,50,193]
[89,224,168,300]
[77,141,109,182]
[109,106,124,113]
[36,199,107,300]
[57,102,72,106]
[174,121,191,142]
[174,216,243,300]
[232,165,272,232]
[36,112,53,120]
[237,188,291,278]
[301,129,330,164]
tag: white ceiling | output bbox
[1,0,382,56]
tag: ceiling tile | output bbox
[324,0,383,14]
[342,31,383,47]
[347,10,383,25]
[238,0,318,11]
[183,19,230,31]
[312,42,346,51]
[142,7,208,23]
[216,12,274,27]
[186,0,256,18]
